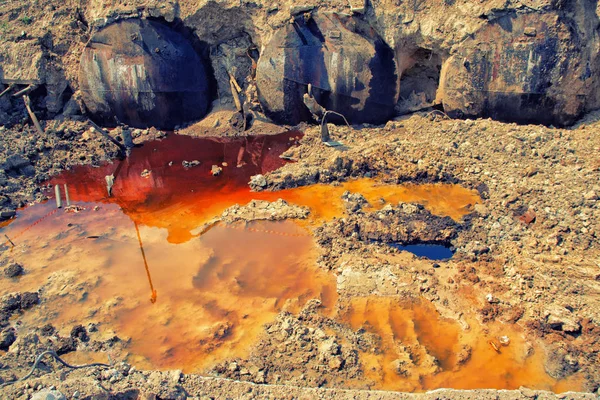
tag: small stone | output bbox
[523,27,537,37]
[518,209,536,225]
[4,263,24,278]
[70,325,89,342]
[141,169,151,178]
[499,336,510,346]
[211,165,223,176]
[0,210,16,220]
[170,369,182,383]
[228,362,239,372]
[290,4,315,16]
[182,160,200,168]
[348,0,366,14]
[583,190,598,201]
[0,328,16,350]
[30,389,66,400]
[328,356,343,370]
[3,154,30,170]
[249,174,267,189]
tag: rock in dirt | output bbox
[54,336,77,355]
[0,327,16,350]
[4,263,24,278]
[249,174,267,190]
[31,390,67,400]
[3,154,30,171]
[70,324,89,342]
[546,306,581,333]
[20,292,40,309]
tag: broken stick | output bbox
[23,95,44,135]
[87,119,127,155]
[13,84,38,98]
[229,79,243,112]
[4,234,15,247]
[0,84,15,98]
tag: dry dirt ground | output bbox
[0,111,599,399]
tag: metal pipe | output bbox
[64,184,71,206]
[23,95,44,135]
[54,185,62,208]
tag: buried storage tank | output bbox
[79,19,211,130]
[256,12,399,125]
[439,12,594,126]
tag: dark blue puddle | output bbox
[389,243,454,261]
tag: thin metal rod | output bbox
[135,222,157,304]
[87,119,127,155]
[4,234,15,247]
[64,184,71,206]
[0,84,15,98]
[13,84,37,97]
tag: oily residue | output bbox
[48,133,480,244]
[339,297,576,392]
[48,132,303,243]
[0,132,571,392]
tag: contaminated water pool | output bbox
[0,132,581,392]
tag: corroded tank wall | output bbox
[256,13,399,125]
[79,19,210,129]
[440,12,594,127]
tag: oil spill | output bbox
[275,179,480,223]
[389,243,454,260]
[339,297,578,392]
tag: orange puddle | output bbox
[46,133,480,244]
[0,132,576,392]
[0,205,335,371]
[339,297,580,392]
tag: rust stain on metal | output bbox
[257,12,398,125]
[79,19,211,129]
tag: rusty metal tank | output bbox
[440,13,592,127]
[79,19,210,129]
[256,13,399,125]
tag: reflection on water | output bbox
[389,243,454,260]
[0,132,576,392]
[0,204,335,371]
[48,132,303,243]
[46,133,481,244]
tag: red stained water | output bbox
[47,133,481,244]
[0,132,577,392]
[48,132,303,243]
